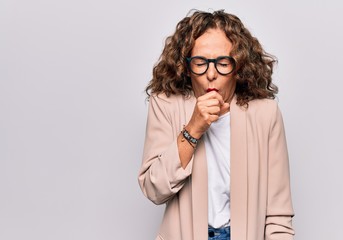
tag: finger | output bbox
[201,99,221,108]
[208,91,225,105]
[221,102,230,111]
[198,89,220,99]
[208,114,219,123]
[198,91,224,105]
[206,106,221,115]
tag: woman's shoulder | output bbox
[147,93,195,125]
[248,98,279,113]
[149,93,194,105]
[245,98,283,124]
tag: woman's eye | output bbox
[196,63,207,67]
[218,63,229,67]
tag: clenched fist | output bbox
[186,90,230,139]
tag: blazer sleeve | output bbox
[138,95,193,205]
[265,105,295,240]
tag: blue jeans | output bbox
[208,226,230,240]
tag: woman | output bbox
[138,10,295,240]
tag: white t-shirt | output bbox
[203,111,230,228]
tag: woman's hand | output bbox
[186,91,230,139]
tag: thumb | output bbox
[220,102,230,115]
[221,102,230,110]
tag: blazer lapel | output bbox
[184,95,208,240]
[184,95,248,240]
[230,98,248,240]
[192,140,208,240]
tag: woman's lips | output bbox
[206,88,219,92]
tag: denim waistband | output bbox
[208,225,231,238]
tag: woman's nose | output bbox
[206,62,218,81]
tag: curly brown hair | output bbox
[145,9,278,106]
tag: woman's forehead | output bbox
[192,29,232,56]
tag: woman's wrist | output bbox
[184,123,204,140]
[181,126,200,149]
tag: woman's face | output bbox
[189,28,236,102]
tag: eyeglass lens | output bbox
[189,57,234,75]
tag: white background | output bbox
[1,0,343,239]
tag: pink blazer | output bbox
[138,93,294,240]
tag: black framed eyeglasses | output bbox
[186,56,236,75]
